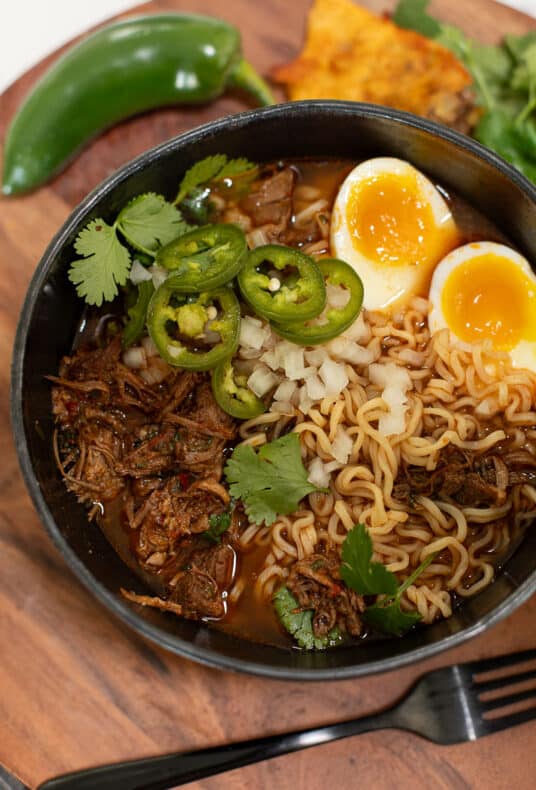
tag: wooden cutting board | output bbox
[1,1,535,788]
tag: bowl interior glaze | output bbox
[11,102,536,679]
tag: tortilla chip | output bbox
[272,0,479,133]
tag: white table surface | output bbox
[1,0,536,95]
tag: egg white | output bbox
[331,157,457,311]
[428,241,536,371]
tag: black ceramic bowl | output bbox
[11,101,536,679]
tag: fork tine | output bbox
[465,648,536,676]
[480,687,536,712]
[476,667,536,693]
[480,702,536,736]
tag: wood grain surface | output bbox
[1,1,536,788]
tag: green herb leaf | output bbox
[117,193,188,256]
[363,599,422,636]
[475,110,536,183]
[69,219,131,306]
[216,157,258,180]
[392,0,441,38]
[123,280,154,348]
[273,586,342,650]
[361,551,438,636]
[224,433,324,526]
[340,523,398,596]
[392,1,536,184]
[174,155,257,204]
[204,511,232,543]
[174,155,228,205]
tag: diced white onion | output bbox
[271,401,295,415]
[122,346,146,369]
[326,283,350,309]
[324,460,343,474]
[308,457,330,488]
[305,347,329,367]
[274,380,297,402]
[298,386,313,415]
[247,366,279,397]
[238,347,263,360]
[240,315,270,350]
[246,228,269,248]
[141,335,159,358]
[341,313,370,343]
[260,349,281,371]
[327,336,374,365]
[370,362,412,436]
[397,348,426,367]
[318,358,348,396]
[331,426,353,464]
[283,346,307,381]
[305,374,327,400]
[150,265,168,289]
[130,260,153,285]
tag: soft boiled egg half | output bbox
[331,158,459,310]
[429,242,536,370]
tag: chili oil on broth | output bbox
[51,156,536,651]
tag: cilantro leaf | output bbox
[204,511,232,543]
[174,155,228,204]
[361,549,437,636]
[174,155,257,204]
[122,280,154,348]
[363,599,421,636]
[117,193,188,256]
[392,0,441,38]
[216,157,258,180]
[69,219,131,307]
[224,433,323,526]
[340,523,398,596]
[273,586,342,650]
[475,110,536,183]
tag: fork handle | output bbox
[38,710,396,790]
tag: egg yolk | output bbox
[441,252,536,351]
[346,171,457,268]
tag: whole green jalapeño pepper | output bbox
[211,359,266,419]
[238,245,326,323]
[2,14,275,195]
[273,259,364,345]
[157,223,247,291]
[147,283,240,370]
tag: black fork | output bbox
[39,648,536,790]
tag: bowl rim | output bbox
[11,100,536,680]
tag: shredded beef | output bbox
[122,540,235,619]
[394,445,536,508]
[51,335,238,621]
[287,552,365,638]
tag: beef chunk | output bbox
[240,167,296,239]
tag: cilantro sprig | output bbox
[224,433,325,526]
[393,0,536,184]
[273,586,342,650]
[67,154,257,307]
[174,154,257,205]
[341,524,437,636]
[68,194,185,306]
[69,219,131,306]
